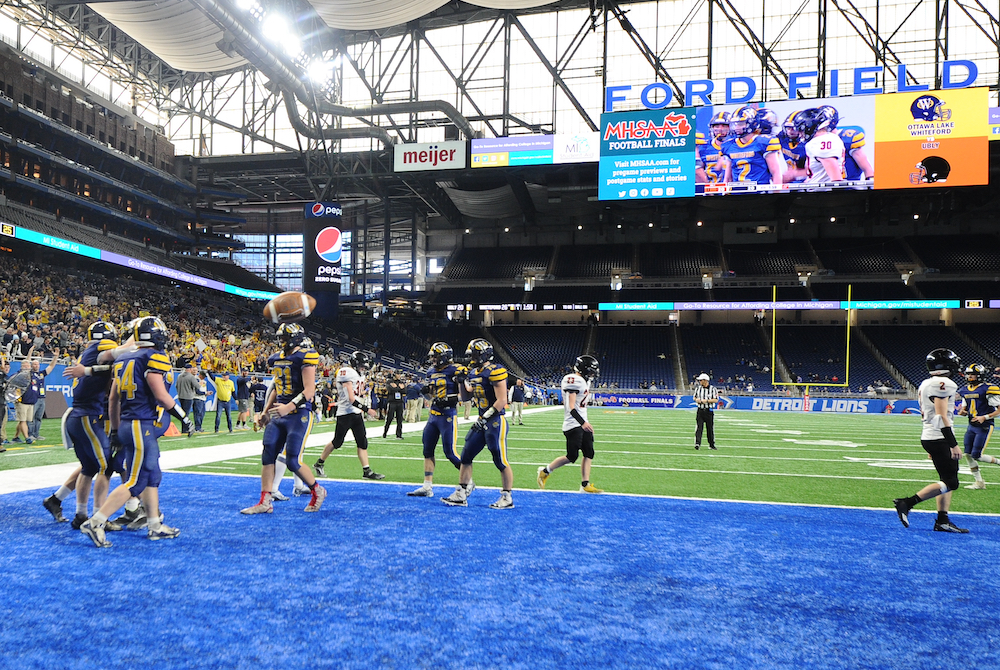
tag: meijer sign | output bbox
[394,141,466,172]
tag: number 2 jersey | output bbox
[267,347,319,411]
[114,346,172,421]
[918,375,958,441]
[721,133,781,184]
[70,338,119,418]
[561,373,590,432]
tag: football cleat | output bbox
[580,483,604,493]
[709,445,718,450]
[80,519,111,548]
[270,489,290,501]
[43,495,67,522]
[293,486,311,497]
[965,481,986,490]
[304,485,327,512]
[489,492,514,510]
[104,520,123,532]
[933,520,969,534]
[536,466,549,489]
[148,524,181,541]
[70,512,88,530]
[442,486,469,507]
[241,493,274,515]
[128,512,161,531]
[113,505,143,529]
[407,485,434,497]
[694,443,700,450]
[363,470,386,480]
[892,498,912,528]
[313,461,326,477]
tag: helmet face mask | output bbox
[909,156,950,184]
[965,363,986,382]
[926,348,961,377]
[709,111,730,140]
[465,338,494,365]
[730,105,759,138]
[427,342,453,367]
[793,108,821,141]
[574,355,600,381]
[276,323,306,354]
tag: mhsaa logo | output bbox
[315,227,343,264]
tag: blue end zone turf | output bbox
[2,473,999,669]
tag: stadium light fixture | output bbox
[901,271,912,285]
[648,222,653,228]
[830,216,836,222]
[504,227,509,232]
[261,14,301,56]
[913,214,919,220]
[789,217,796,224]
[464,228,470,234]
[234,0,259,11]
[306,59,334,83]
[696,221,703,227]
[616,224,622,229]
[578,225,583,230]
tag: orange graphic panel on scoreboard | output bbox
[874,136,987,189]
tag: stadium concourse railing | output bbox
[587,387,913,399]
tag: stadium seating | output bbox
[809,282,917,301]
[488,326,586,384]
[906,235,1000,273]
[636,242,721,277]
[443,246,553,280]
[724,241,814,277]
[554,244,632,278]
[916,281,984,300]
[810,238,912,274]
[430,286,526,305]
[680,324,773,392]
[954,324,1000,365]
[592,325,675,389]
[774,325,900,392]
[862,325,982,386]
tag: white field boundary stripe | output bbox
[501,437,918,452]
[155,469,1000,520]
[180,450,972,486]
[0,406,562,494]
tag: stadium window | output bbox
[86,125,94,136]
[75,120,82,132]
[99,131,105,143]
[21,93,29,106]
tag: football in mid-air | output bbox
[264,291,316,324]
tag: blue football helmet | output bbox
[86,320,117,342]
[276,322,306,354]
[133,316,170,350]
[466,338,495,365]
[708,111,731,139]
[427,342,454,367]
[910,95,951,122]
[729,105,760,137]
[782,111,801,139]
[757,108,779,135]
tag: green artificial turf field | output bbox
[7,408,998,514]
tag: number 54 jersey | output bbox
[561,373,590,432]
[114,347,172,421]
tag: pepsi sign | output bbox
[315,226,343,264]
[305,202,343,218]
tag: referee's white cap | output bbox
[696,373,710,381]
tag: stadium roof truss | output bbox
[0,0,996,215]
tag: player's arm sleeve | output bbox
[97,339,119,353]
[988,386,1000,408]
[302,351,319,367]
[848,131,865,153]
[765,136,781,154]
[146,352,171,375]
[489,367,508,384]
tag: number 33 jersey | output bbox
[561,373,590,432]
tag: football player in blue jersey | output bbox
[957,364,1000,490]
[777,111,808,182]
[242,323,327,514]
[695,111,730,184]
[59,321,121,529]
[408,342,466,497]
[721,105,783,186]
[442,338,513,509]
[80,316,191,548]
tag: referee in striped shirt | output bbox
[693,373,718,450]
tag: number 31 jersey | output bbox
[561,374,590,432]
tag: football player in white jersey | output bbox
[537,355,603,493]
[794,107,845,186]
[893,349,969,533]
[314,351,385,480]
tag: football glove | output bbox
[454,371,468,384]
[109,430,123,460]
[471,416,488,432]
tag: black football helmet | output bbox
[87,320,117,342]
[573,355,600,380]
[926,348,961,377]
[350,350,373,371]
[133,316,169,350]
[965,363,986,380]
[276,322,306,354]
[757,107,779,135]
[427,342,454,367]
[910,156,950,184]
[466,338,495,365]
